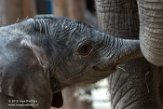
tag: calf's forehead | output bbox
[34,16,92,33]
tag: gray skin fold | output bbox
[0,15,141,109]
[137,0,163,66]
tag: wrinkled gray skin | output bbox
[95,0,162,109]
[0,16,140,109]
[137,0,163,66]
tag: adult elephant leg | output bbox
[95,0,161,109]
[108,60,160,109]
[137,0,163,105]
[137,0,163,66]
[95,0,139,39]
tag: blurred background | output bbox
[0,0,111,109]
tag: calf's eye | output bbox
[77,42,93,56]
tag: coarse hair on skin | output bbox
[33,15,96,38]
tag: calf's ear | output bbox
[1,38,64,108]
[1,69,53,108]
[20,39,64,108]
[20,39,49,68]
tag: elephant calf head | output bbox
[0,15,141,109]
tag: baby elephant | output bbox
[0,15,141,109]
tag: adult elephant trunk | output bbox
[137,0,163,66]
